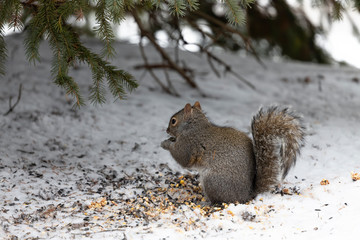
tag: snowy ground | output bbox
[1,34,360,240]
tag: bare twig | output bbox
[133,8,257,93]
[162,65,180,97]
[134,63,193,74]
[134,63,171,70]
[185,17,221,43]
[170,15,255,90]
[206,53,221,78]
[198,45,256,90]
[131,9,198,89]
[4,84,22,116]
[194,11,266,69]
[138,39,174,95]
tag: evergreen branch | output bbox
[41,0,84,107]
[185,0,199,11]
[0,0,16,27]
[55,73,85,107]
[50,47,85,108]
[330,0,344,20]
[42,0,68,59]
[0,0,17,75]
[223,0,246,25]
[77,46,108,105]
[24,16,47,64]
[57,1,89,28]
[75,43,138,103]
[51,49,85,108]
[1,0,261,106]
[95,0,115,58]
[168,0,187,17]
[89,71,107,105]
[150,0,162,8]
[38,0,136,105]
[123,0,137,10]
[106,68,131,101]
[8,1,24,32]
[240,0,255,8]
[106,0,126,24]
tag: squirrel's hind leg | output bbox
[201,172,253,204]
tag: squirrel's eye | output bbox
[171,118,177,125]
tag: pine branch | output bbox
[43,1,85,107]
[0,0,16,28]
[75,42,138,102]
[89,70,107,105]
[8,1,24,32]
[330,0,344,20]
[168,0,187,17]
[95,0,116,58]
[24,0,139,106]
[57,1,89,20]
[150,0,162,8]
[0,0,16,75]
[123,0,137,10]
[24,14,47,64]
[240,0,255,8]
[186,0,199,11]
[223,0,246,25]
[106,0,126,24]
[55,72,85,107]
[1,0,262,106]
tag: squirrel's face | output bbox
[166,112,185,138]
[166,101,203,138]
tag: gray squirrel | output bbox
[161,101,305,204]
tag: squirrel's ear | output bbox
[184,103,192,119]
[193,101,202,110]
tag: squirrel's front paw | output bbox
[161,139,170,149]
[161,137,175,150]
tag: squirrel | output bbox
[161,101,305,204]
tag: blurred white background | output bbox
[4,1,360,69]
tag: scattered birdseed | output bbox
[351,172,360,181]
[320,179,330,185]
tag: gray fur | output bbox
[161,103,305,204]
[251,106,305,193]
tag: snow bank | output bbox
[0,34,359,239]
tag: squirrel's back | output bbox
[251,107,305,193]
[161,102,305,204]
[196,125,256,203]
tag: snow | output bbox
[1,34,360,239]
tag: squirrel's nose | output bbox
[166,128,169,133]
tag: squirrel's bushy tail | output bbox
[251,107,305,193]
